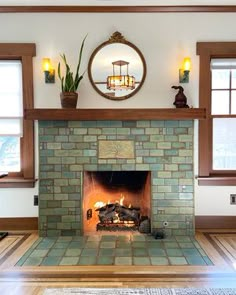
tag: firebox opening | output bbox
[83,171,151,235]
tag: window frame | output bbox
[197,42,236,185]
[0,43,36,188]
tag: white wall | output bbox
[0,12,236,217]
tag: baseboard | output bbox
[0,216,234,231]
[0,217,38,230]
[195,216,236,229]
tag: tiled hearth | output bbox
[38,120,194,237]
[16,234,213,266]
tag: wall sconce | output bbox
[42,58,55,83]
[179,57,191,83]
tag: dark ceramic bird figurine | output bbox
[172,85,189,108]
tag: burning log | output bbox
[96,202,140,224]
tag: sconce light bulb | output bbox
[183,57,191,71]
[42,58,51,72]
[42,58,55,83]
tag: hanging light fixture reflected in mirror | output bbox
[107,60,135,90]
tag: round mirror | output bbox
[88,32,146,101]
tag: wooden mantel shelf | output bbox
[24,108,206,121]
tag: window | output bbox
[0,61,22,173]
[197,42,236,185]
[0,44,36,188]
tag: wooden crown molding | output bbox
[1,6,236,13]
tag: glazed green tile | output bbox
[115,248,132,256]
[36,240,55,249]
[30,249,49,257]
[100,241,116,248]
[117,235,130,242]
[131,235,146,242]
[114,257,132,265]
[182,248,201,256]
[60,257,79,265]
[54,242,70,249]
[99,248,115,256]
[116,241,132,248]
[20,247,37,259]
[203,256,214,265]
[166,248,183,256]
[185,255,206,265]
[101,235,117,242]
[68,241,86,249]
[192,240,202,249]
[146,241,164,249]
[85,241,100,248]
[133,248,148,256]
[148,248,166,256]
[176,236,192,242]
[81,248,98,256]
[198,248,208,256]
[65,248,82,256]
[145,235,156,241]
[23,257,43,266]
[133,257,151,265]
[48,248,65,257]
[132,241,146,248]
[41,256,61,266]
[169,256,188,265]
[72,236,88,242]
[178,242,195,249]
[78,256,97,265]
[150,257,169,265]
[15,255,28,266]
[97,256,114,265]
[57,236,73,242]
[164,242,179,249]
[87,235,101,242]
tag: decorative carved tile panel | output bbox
[99,140,134,159]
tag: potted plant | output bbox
[58,35,87,108]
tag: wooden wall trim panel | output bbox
[0,218,38,230]
[24,108,206,121]
[1,6,236,13]
[0,43,36,57]
[0,216,235,231]
[195,216,236,229]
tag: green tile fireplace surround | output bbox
[38,119,194,237]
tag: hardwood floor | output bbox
[0,229,235,294]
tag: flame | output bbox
[94,201,106,209]
[120,195,125,206]
[113,212,120,223]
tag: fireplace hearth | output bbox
[83,171,151,234]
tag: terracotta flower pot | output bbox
[60,92,78,108]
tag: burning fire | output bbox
[94,201,106,209]
[94,194,126,209]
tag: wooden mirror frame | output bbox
[88,31,147,101]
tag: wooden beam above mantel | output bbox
[24,108,206,121]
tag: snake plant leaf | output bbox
[57,35,87,93]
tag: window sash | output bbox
[197,42,236,185]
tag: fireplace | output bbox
[38,119,195,237]
[83,171,151,234]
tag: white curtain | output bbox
[0,61,23,136]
